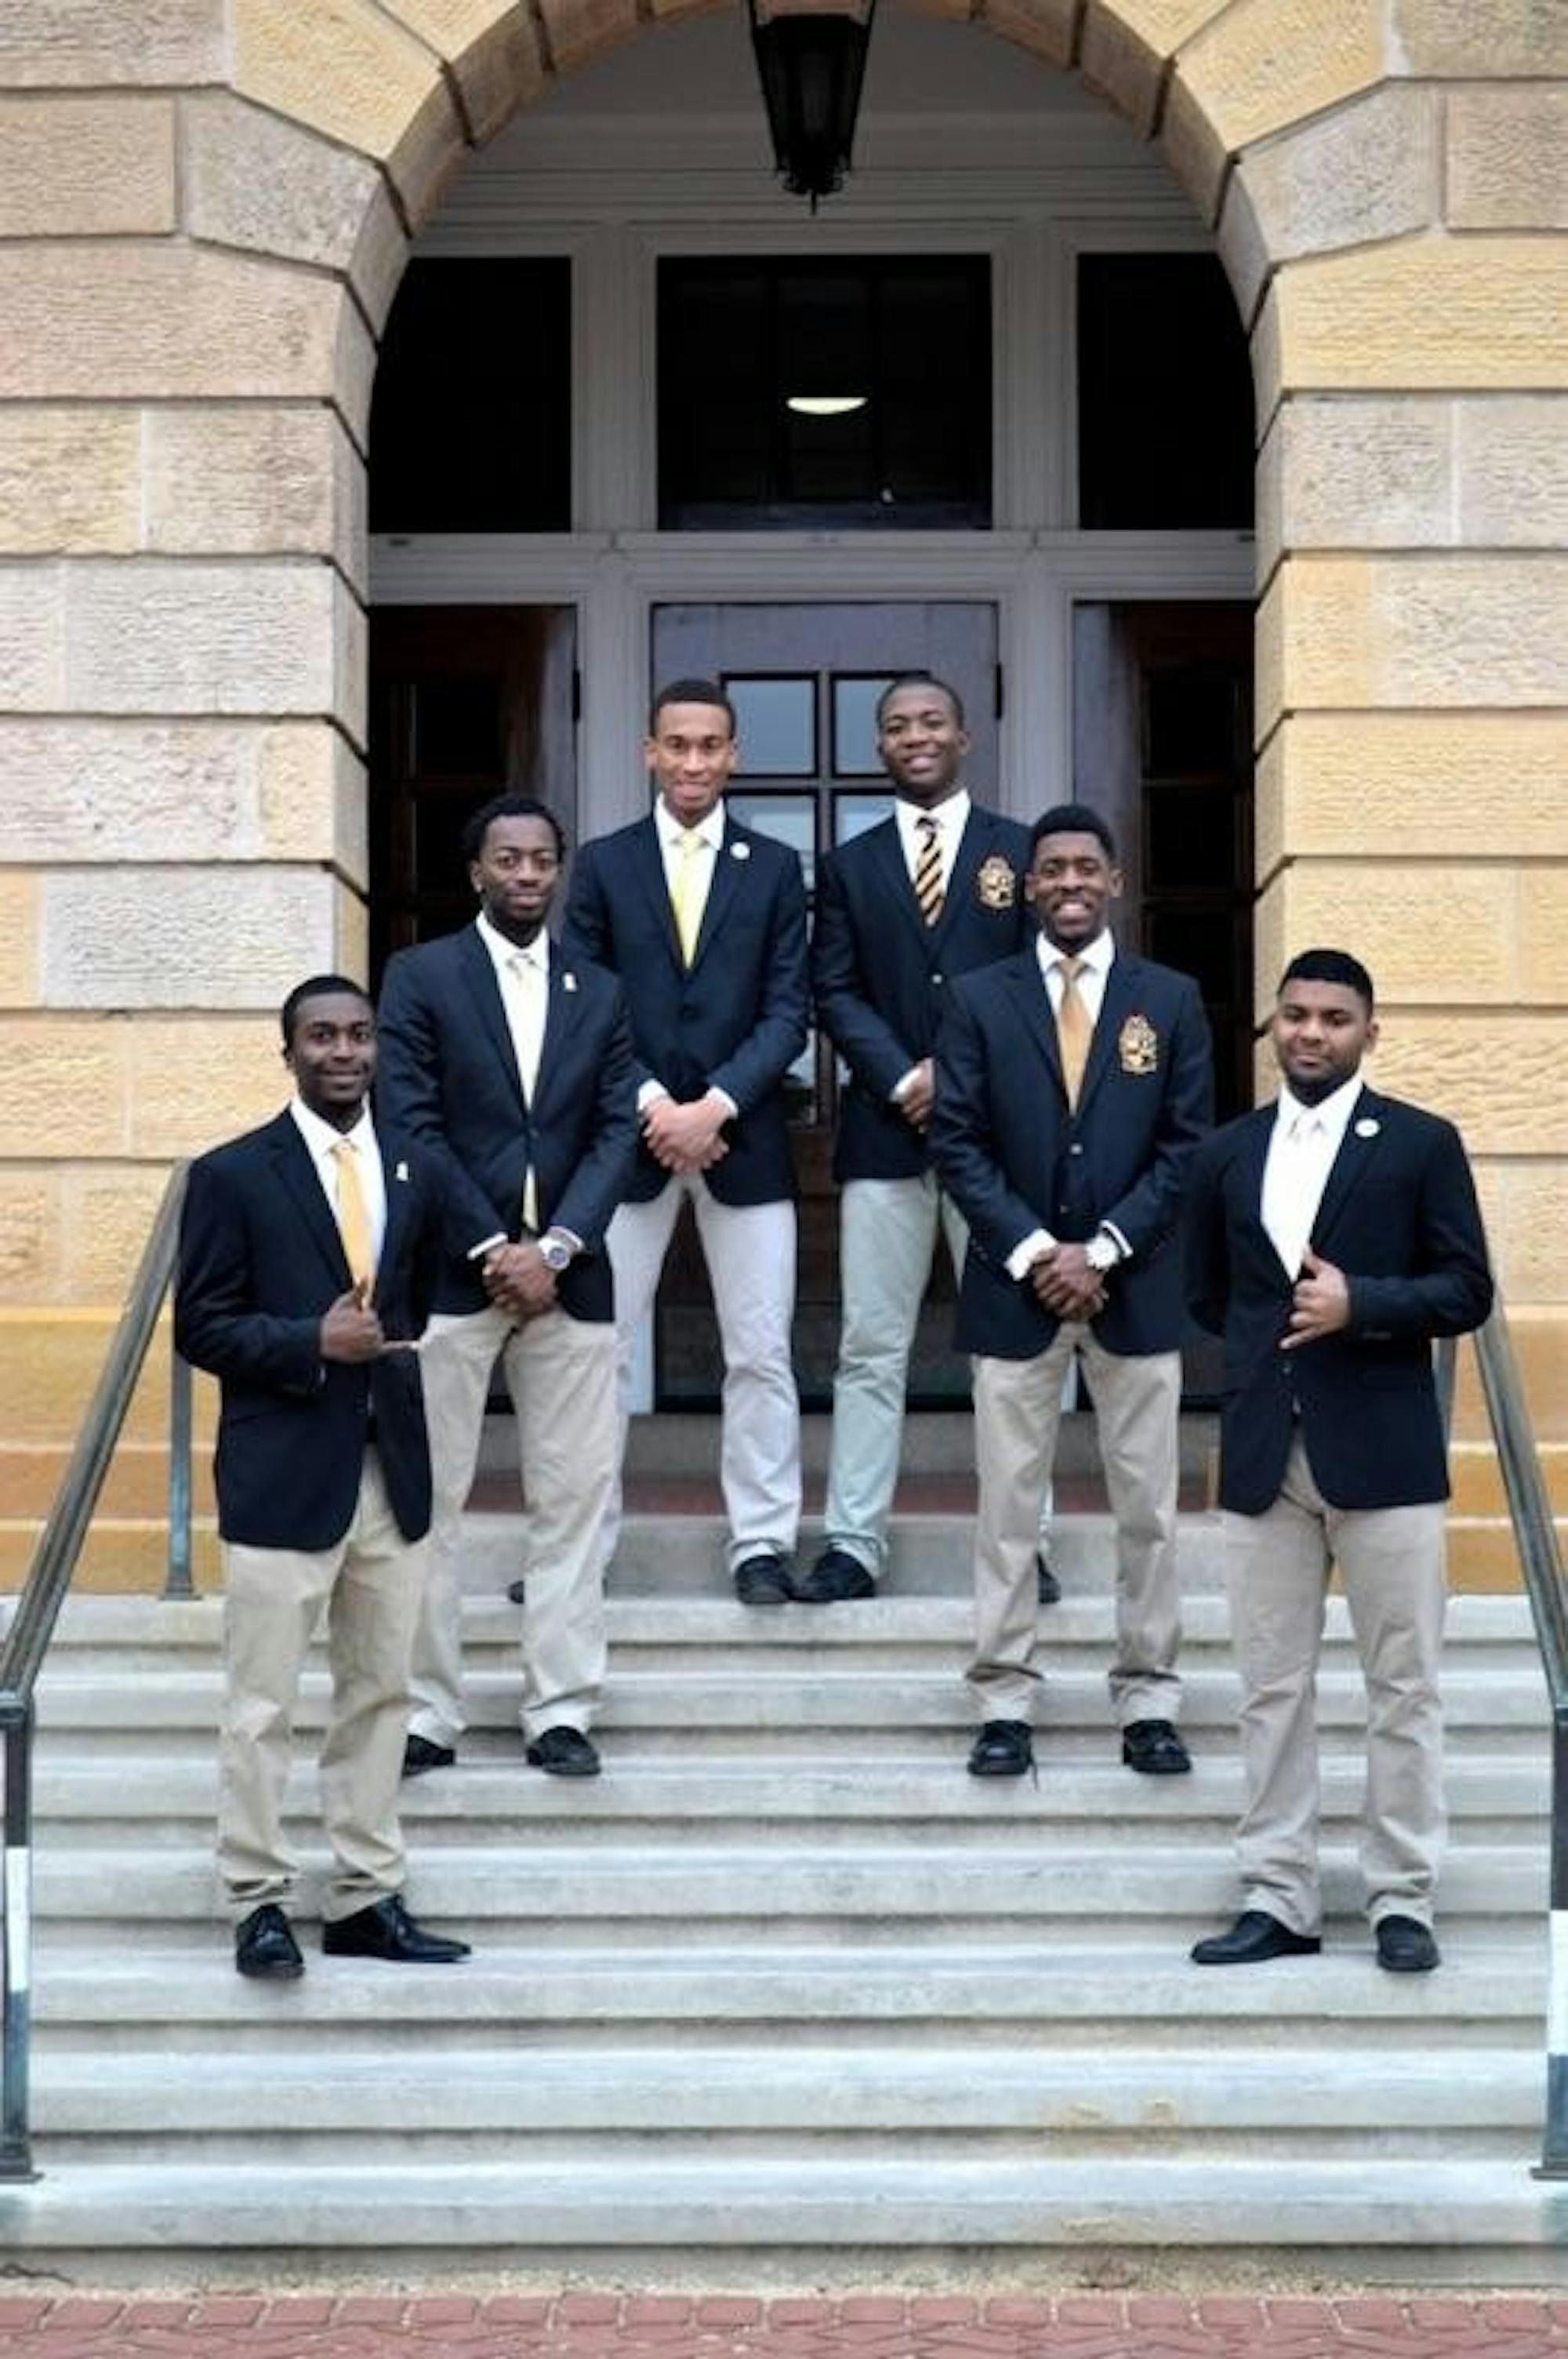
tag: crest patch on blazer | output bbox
[1118,1012,1159,1074]
[975,854,1017,910]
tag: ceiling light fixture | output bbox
[786,394,869,416]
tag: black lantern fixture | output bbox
[747,0,877,209]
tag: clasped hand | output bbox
[1029,1241,1107,1322]
[481,1239,557,1321]
[642,1091,730,1174]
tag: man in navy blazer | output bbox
[176,976,478,1977]
[930,805,1213,1779]
[805,675,1032,1602]
[1186,949,1492,1974]
[377,795,637,1780]
[562,680,809,1605]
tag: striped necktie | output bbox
[1055,955,1092,1110]
[913,814,944,929]
[330,1140,375,1291]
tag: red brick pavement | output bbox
[0,2291,1567,2359]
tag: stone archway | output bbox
[0,0,1562,1578]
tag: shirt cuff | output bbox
[891,1065,923,1105]
[709,1086,739,1121]
[466,1232,508,1259]
[1006,1227,1057,1282]
[1101,1221,1132,1263]
[637,1080,670,1112]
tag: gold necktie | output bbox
[913,814,944,928]
[330,1140,374,1290]
[1055,955,1092,1110]
[671,828,705,966]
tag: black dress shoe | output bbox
[733,1554,794,1606]
[1376,1914,1440,1974]
[967,1719,1033,1777]
[1121,1717,1192,1775]
[322,1894,470,1963]
[402,1733,456,1779]
[524,1725,601,1777]
[235,1903,304,1981]
[506,1578,527,1605]
[793,1547,876,1603]
[1191,1909,1321,1965]
[1036,1554,1062,1606]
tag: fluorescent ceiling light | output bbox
[786,394,868,416]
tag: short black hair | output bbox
[1029,803,1117,863]
[874,674,966,731]
[1279,947,1376,1014]
[460,792,567,867]
[280,974,372,1048]
[649,678,737,736]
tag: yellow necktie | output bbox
[330,1140,374,1290]
[671,828,705,966]
[1055,956,1092,1110]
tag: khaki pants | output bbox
[969,1325,1181,1728]
[218,1450,423,1925]
[1223,1431,1447,1936]
[411,1299,617,1748]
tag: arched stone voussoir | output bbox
[1079,0,1232,138]
[378,0,549,147]
[231,0,471,232]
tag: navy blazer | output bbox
[375,926,637,1321]
[930,943,1214,1360]
[176,1113,475,1550]
[562,809,809,1208]
[1183,1088,1493,1514]
[814,804,1032,1183]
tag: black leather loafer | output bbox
[1121,1717,1192,1775]
[235,1903,304,1981]
[524,1725,601,1777]
[402,1733,456,1779]
[1375,1914,1440,1974]
[733,1554,794,1606]
[967,1719,1034,1777]
[1036,1554,1062,1606]
[322,1894,470,1963]
[793,1548,876,1603]
[1191,1909,1321,1965]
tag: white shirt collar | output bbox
[1275,1072,1364,1143]
[476,910,548,975]
[290,1096,376,1164]
[1035,926,1115,984]
[895,789,970,848]
[658,797,726,850]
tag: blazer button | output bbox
[932,972,944,986]
[1069,1143,1084,1156]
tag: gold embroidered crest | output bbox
[975,854,1017,911]
[1119,1012,1158,1075]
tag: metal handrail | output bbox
[1439,1301,1568,2178]
[0,1163,189,2179]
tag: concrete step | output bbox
[0,2153,1559,2262]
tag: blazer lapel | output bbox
[1004,950,1062,1090]
[531,944,583,1113]
[869,817,931,956]
[270,1116,350,1292]
[633,813,686,966]
[375,1135,413,1299]
[688,818,746,970]
[1073,951,1138,1116]
[456,925,524,1104]
[1312,1089,1388,1254]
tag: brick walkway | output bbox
[2,2291,1568,2358]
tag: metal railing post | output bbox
[1536,1713,1568,2178]
[0,1706,38,2181]
[163,1348,194,1601]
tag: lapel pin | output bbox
[731,841,750,861]
[563,972,577,992]
[394,1160,410,1183]
[1355,1118,1380,1138]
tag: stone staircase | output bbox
[3,1422,1564,2285]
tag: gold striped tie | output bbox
[913,814,944,929]
[1055,956,1092,1110]
[671,828,705,966]
[330,1140,375,1290]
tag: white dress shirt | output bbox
[476,911,550,1229]
[290,1097,387,1274]
[1261,1072,1364,1281]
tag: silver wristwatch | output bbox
[538,1230,575,1274]
[1084,1229,1121,1274]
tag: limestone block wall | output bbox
[0,0,1561,1584]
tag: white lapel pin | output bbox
[731,841,750,861]
[563,971,578,992]
[394,1160,410,1183]
[1354,1118,1380,1139]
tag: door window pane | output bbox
[727,792,815,887]
[1076,255,1253,529]
[832,676,896,775]
[728,678,816,776]
[835,791,896,845]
